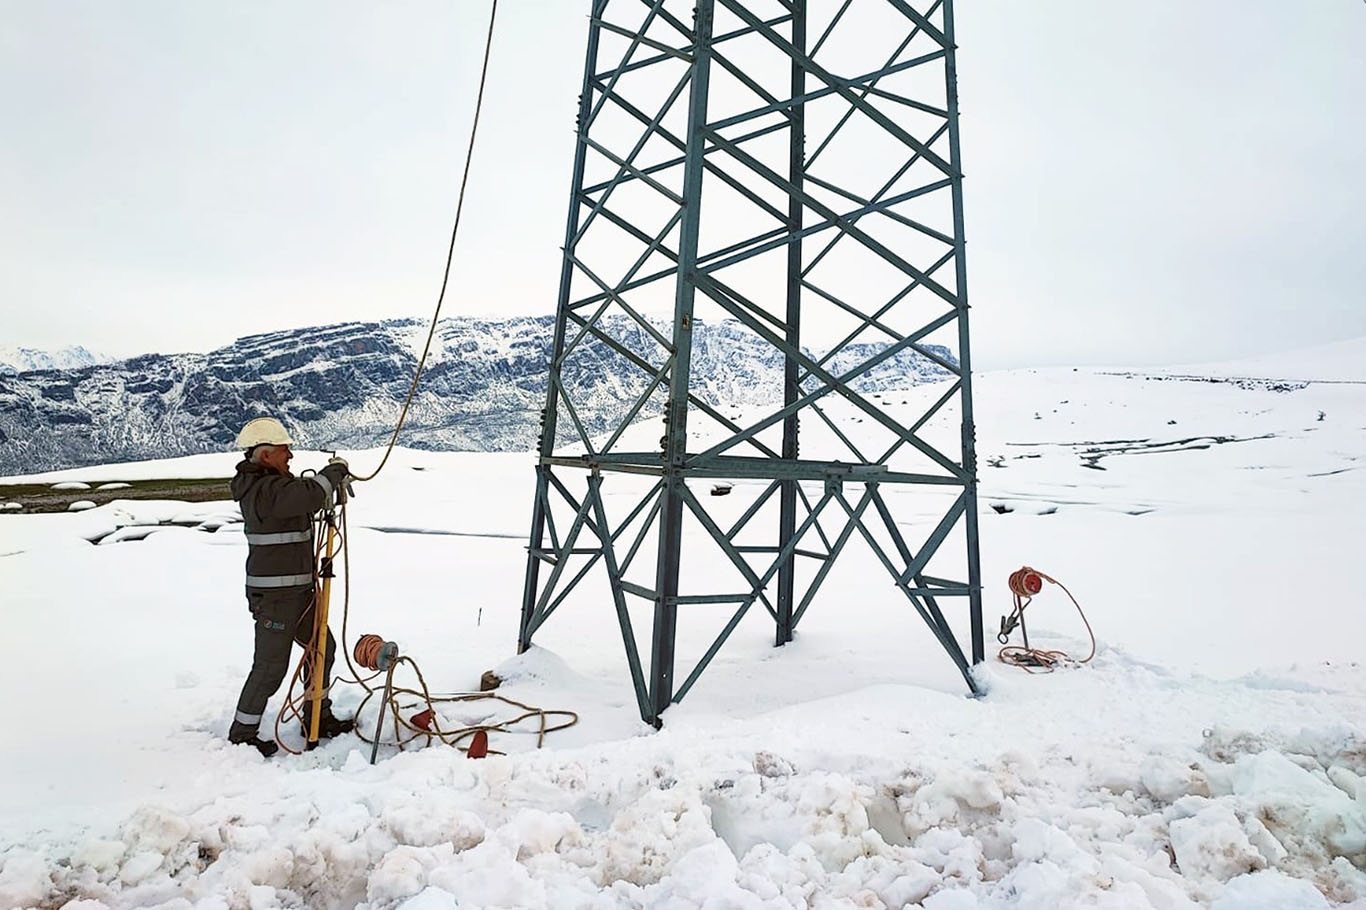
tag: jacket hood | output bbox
[231,458,288,502]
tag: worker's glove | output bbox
[320,461,352,500]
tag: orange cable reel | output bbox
[996,565,1095,673]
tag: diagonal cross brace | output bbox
[830,489,976,692]
[717,0,956,177]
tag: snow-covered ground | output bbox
[2,341,1364,909]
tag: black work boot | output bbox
[229,730,280,758]
[301,709,355,741]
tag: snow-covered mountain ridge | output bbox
[0,317,954,474]
[0,344,108,375]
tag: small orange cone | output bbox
[410,709,434,732]
[467,729,489,759]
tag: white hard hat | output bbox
[235,417,294,450]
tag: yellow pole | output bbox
[307,518,337,747]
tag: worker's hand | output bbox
[320,461,350,492]
[328,456,349,471]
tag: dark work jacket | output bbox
[231,459,331,592]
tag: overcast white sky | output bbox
[1,1,1363,369]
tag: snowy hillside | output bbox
[1154,336,1366,384]
[0,317,953,476]
[0,344,108,375]
[1,346,1363,909]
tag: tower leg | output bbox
[647,0,715,727]
[776,2,806,648]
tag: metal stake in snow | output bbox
[354,635,401,765]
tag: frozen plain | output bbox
[1,341,1364,909]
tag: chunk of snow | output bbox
[97,526,166,544]
[923,890,981,909]
[1139,754,1205,803]
[1327,765,1364,802]
[67,500,97,511]
[117,850,163,884]
[381,799,484,850]
[1230,750,1366,859]
[1209,869,1333,909]
[72,839,126,880]
[367,844,446,904]
[968,661,998,695]
[96,482,132,490]
[122,806,191,855]
[753,750,795,778]
[394,886,459,909]
[1168,803,1265,883]
[0,851,52,910]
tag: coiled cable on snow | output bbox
[997,566,1096,673]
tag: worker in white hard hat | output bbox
[226,417,354,757]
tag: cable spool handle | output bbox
[1010,567,1045,597]
[355,634,400,671]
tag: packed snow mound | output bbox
[1,713,1363,908]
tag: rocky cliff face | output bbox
[0,316,954,474]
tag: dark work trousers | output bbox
[229,586,337,739]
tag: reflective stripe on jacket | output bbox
[231,459,330,590]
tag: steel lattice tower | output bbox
[520,0,984,727]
